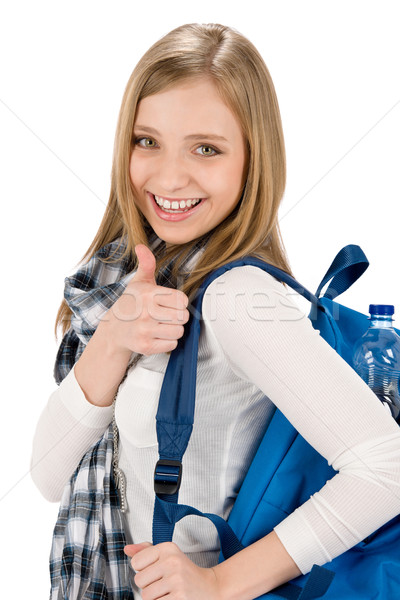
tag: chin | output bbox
[161,235,194,246]
[152,228,200,246]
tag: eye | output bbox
[134,137,158,148]
[195,145,220,157]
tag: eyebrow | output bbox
[134,125,229,143]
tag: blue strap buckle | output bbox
[154,459,183,495]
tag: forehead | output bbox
[134,78,243,140]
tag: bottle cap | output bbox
[369,304,394,316]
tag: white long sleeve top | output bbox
[31,265,400,584]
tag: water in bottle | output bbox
[352,304,400,422]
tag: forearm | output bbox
[213,531,301,600]
[74,320,133,407]
[31,367,113,501]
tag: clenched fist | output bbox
[98,244,190,357]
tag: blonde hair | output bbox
[56,23,293,336]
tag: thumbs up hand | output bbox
[98,244,190,357]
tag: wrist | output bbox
[211,563,243,600]
[94,317,132,361]
[75,324,133,408]
[210,532,302,600]
[210,565,231,600]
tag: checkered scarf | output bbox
[50,232,208,599]
[49,424,136,599]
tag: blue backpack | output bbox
[151,244,400,599]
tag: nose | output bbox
[156,151,192,194]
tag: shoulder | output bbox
[204,264,286,293]
[202,264,307,328]
[200,265,316,380]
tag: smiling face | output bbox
[129,78,248,245]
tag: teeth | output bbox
[154,195,202,212]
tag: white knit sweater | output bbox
[31,265,400,590]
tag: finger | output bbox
[134,559,164,589]
[136,571,170,598]
[147,304,189,324]
[130,544,161,571]
[124,542,152,558]
[141,339,179,355]
[150,323,185,341]
[152,287,189,310]
[121,286,188,317]
[134,245,157,284]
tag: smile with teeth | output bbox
[154,194,202,213]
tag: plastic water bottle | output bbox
[352,305,400,422]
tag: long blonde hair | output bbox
[56,23,293,336]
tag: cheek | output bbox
[202,159,241,187]
[128,155,135,184]
[212,160,246,201]
[221,151,246,180]
[129,153,147,186]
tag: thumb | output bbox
[134,244,156,283]
[124,542,152,558]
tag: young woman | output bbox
[31,23,400,600]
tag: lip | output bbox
[148,192,205,222]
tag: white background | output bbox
[1,0,399,596]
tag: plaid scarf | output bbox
[50,232,208,599]
[50,424,135,599]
